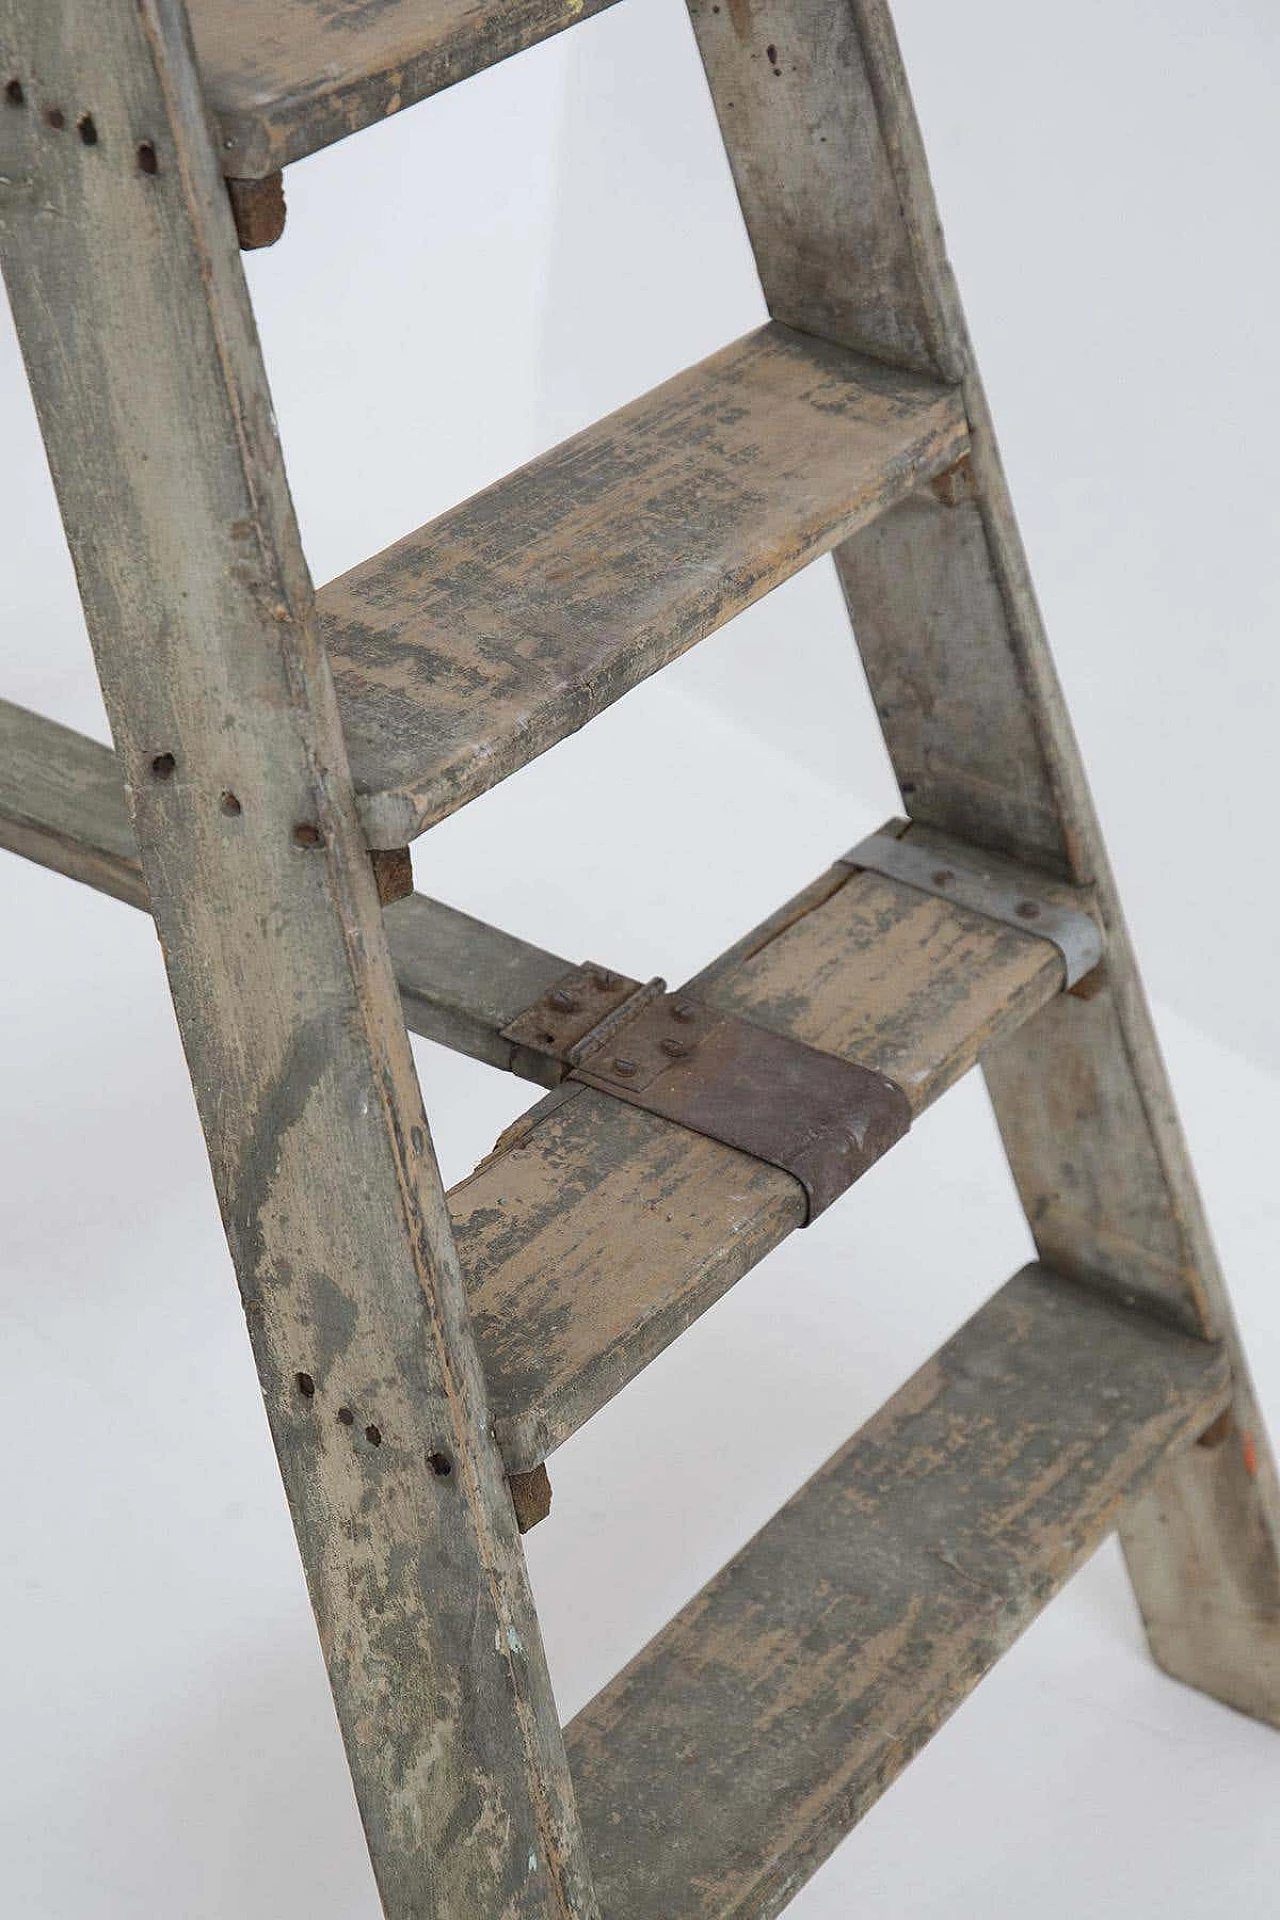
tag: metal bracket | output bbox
[839,831,1104,989]
[502,972,909,1223]
[569,993,910,1224]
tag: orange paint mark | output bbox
[1243,1430,1260,1477]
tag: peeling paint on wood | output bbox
[319,324,967,846]
[568,1265,1230,1919]
[188,0,627,179]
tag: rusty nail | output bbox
[546,988,579,1014]
[612,1056,638,1077]
[1016,900,1041,921]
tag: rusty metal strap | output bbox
[839,831,1104,989]
[502,973,909,1223]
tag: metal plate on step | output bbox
[571,996,910,1223]
[840,830,1104,988]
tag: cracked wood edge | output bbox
[0,6,595,1913]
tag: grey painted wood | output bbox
[0,699,573,1079]
[0,8,595,1914]
[687,0,1280,1725]
[568,1264,1231,1919]
[318,323,967,846]
[454,823,1073,1472]
[188,0,625,179]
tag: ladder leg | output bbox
[689,0,1280,1721]
[0,4,597,1910]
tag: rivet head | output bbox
[1016,900,1041,920]
[592,970,619,992]
[546,988,579,1014]
[670,1001,697,1023]
[611,1056,638,1077]
[931,868,954,888]
[660,1037,690,1059]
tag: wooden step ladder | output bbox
[2,3,1277,1913]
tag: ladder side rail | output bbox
[685,0,1280,1718]
[0,5,596,1912]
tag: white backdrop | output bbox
[2,2,1279,1913]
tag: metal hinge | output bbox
[502,969,909,1223]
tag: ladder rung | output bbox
[189,0,622,179]
[321,324,967,846]
[566,1264,1229,1920]
[0,701,571,1069]
[452,832,1085,1472]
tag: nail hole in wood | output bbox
[137,140,158,175]
[220,791,242,817]
[365,1424,382,1447]
[77,113,98,145]
[293,822,323,848]
[296,1371,315,1398]
[429,1451,452,1477]
[45,107,65,129]
[150,752,176,780]
[337,1406,354,1426]
[4,78,24,107]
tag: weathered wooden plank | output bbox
[687,0,1280,1724]
[318,324,967,846]
[188,0,624,180]
[453,823,1073,1473]
[0,700,572,1078]
[568,1264,1230,1920]
[0,8,595,1914]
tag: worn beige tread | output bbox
[0,699,570,1072]
[452,826,1086,1472]
[188,0,623,179]
[566,1263,1230,1920]
[319,324,967,846]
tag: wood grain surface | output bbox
[687,0,1280,1726]
[0,7,595,1912]
[454,823,1076,1472]
[319,323,966,845]
[189,0,624,178]
[568,1264,1230,1919]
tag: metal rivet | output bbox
[611,1056,638,1077]
[931,868,954,887]
[660,1037,690,1059]
[546,988,579,1014]
[592,970,619,992]
[337,1406,354,1426]
[1016,900,1041,920]
[670,1001,697,1023]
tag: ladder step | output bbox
[566,1264,1229,1920]
[320,324,967,846]
[451,832,1086,1472]
[189,0,623,178]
